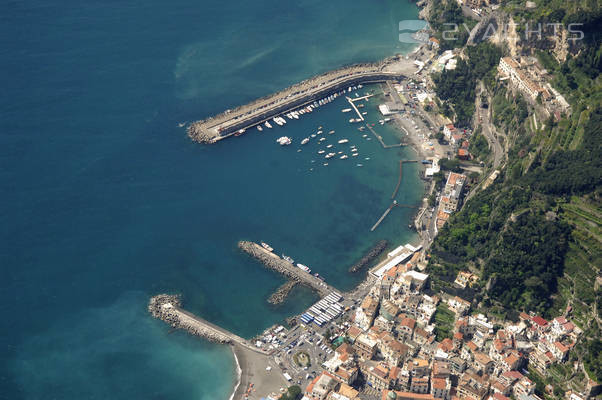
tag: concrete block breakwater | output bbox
[187,57,419,144]
[238,241,334,297]
[149,294,251,347]
[268,279,299,305]
[348,240,389,273]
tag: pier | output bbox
[365,123,406,149]
[391,160,419,199]
[370,201,419,232]
[346,93,374,122]
[238,241,336,297]
[187,57,420,144]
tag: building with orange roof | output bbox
[431,377,451,400]
[305,371,338,400]
[382,391,436,400]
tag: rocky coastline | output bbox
[348,240,389,273]
[268,279,299,305]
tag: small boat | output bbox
[292,112,299,120]
[301,138,310,145]
[326,144,333,148]
[234,129,246,136]
[273,117,283,126]
[362,134,368,138]
[340,155,348,159]
[276,136,292,146]
[325,153,335,159]
[282,254,294,263]
[311,134,316,138]
[317,130,323,135]
[328,130,335,134]
[356,163,363,167]
[342,108,352,113]
[365,157,370,160]
[257,125,263,132]
[358,127,365,132]
[265,121,273,129]
[362,112,367,115]
[318,150,325,154]
[338,139,349,144]
[357,104,364,108]
[352,153,359,157]
[319,137,326,142]
[261,242,274,252]
[323,163,329,166]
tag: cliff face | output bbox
[478,11,582,62]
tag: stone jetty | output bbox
[348,240,389,273]
[148,294,270,355]
[238,240,335,297]
[268,279,299,305]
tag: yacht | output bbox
[340,154,348,159]
[261,242,274,252]
[277,136,292,146]
[265,121,273,129]
[338,139,349,144]
[257,125,263,132]
[301,138,310,145]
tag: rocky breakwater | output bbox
[349,240,389,273]
[148,294,232,344]
[238,240,332,297]
[268,279,299,305]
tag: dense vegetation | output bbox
[428,0,476,51]
[279,385,301,400]
[433,43,502,125]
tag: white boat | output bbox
[365,157,370,160]
[292,112,299,120]
[273,117,283,126]
[283,254,294,263]
[338,139,349,144]
[328,130,335,134]
[296,263,311,273]
[319,137,326,142]
[286,113,293,120]
[278,117,287,125]
[311,134,316,138]
[323,163,329,166]
[261,242,274,252]
[277,136,292,146]
[318,150,325,154]
[342,108,352,113]
[317,130,323,135]
[257,125,263,132]
[265,121,273,129]
[326,144,333,148]
[301,138,310,145]
[325,153,335,159]
[362,134,368,138]
[352,153,359,157]
[356,163,363,167]
[340,155,348,159]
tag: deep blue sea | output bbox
[1,0,423,398]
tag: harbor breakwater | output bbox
[349,240,389,273]
[187,56,420,144]
[268,279,299,305]
[238,241,335,297]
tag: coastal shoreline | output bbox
[229,345,243,400]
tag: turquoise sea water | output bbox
[1,0,423,398]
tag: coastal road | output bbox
[476,82,504,170]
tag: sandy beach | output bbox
[230,343,288,400]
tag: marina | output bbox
[187,57,420,144]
